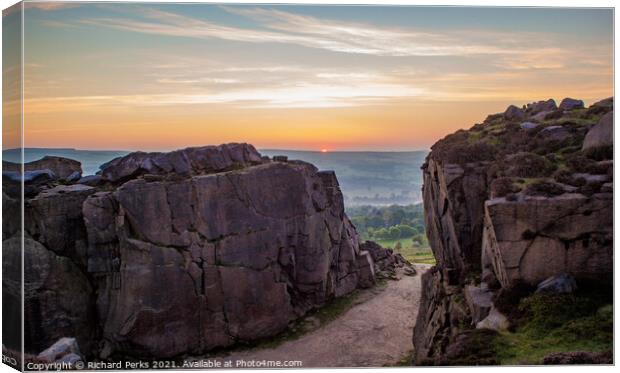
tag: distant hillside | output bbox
[2,147,427,206]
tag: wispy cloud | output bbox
[23,5,612,113]
[156,77,241,85]
[25,2,80,11]
[72,6,552,58]
[4,2,80,18]
[24,78,425,112]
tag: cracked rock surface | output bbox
[3,143,406,359]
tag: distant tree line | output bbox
[346,204,428,247]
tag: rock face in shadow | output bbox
[413,98,613,364]
[3,236,96,354]
[4,143,406,359]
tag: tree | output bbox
[388,226,402,240]
[412,233,427,247]
[374,227,390,240]
[394,241,403,252]
[368,216,384,229]
[397,224,416,237]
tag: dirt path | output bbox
[211,265,430,368]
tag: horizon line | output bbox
[3,146,431,153]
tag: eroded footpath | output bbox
[201,265,430,368]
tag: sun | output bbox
[321,149,328,153]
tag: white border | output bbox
[0,2,616,373]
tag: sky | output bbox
[2,2,614,151]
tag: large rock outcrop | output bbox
[3,156,82,181]
[3,143,406,360]
[413,98,613,364]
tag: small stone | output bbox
[520,122,539,130]
[531,111,553,122]
[476,307,510,331]
[504,105,525,121]
[559,97,584,111]
[572,173,610,184]
[78,174,103,186]
[539,125,570,141]
[37,337,81,363]
[65,171,82,182]
[464,285,494,324]
[356,251,376,288]
[527,99,557,114]
[536,273,577,294]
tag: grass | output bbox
[313,290,365,325]
[374,237,436,265]
[387,349,415,367]
[514,177,544,188]
[491,290,613,365]
[441,286,613,366]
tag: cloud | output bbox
[24,78,425,112]
[74,6,548,58]
[25,3,80,11]
[156,77,241,85]
[3,2,80,18]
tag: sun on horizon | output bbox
[2,3,613,152]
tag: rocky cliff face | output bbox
[413,98,613,364]
[3,143,404,359]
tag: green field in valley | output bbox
[373,237,436,265]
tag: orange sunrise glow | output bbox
[2,4,613,152]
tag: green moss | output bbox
[505,152,557,178]
[467,131,483,142]
[442,285,613,365]
[492,290,613,365]
[444,329,504,366]
[388,350,415,366]
[524,181,565,197]
[514,177,543,188]
[545,117,594,127]
[485,136,502,146]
